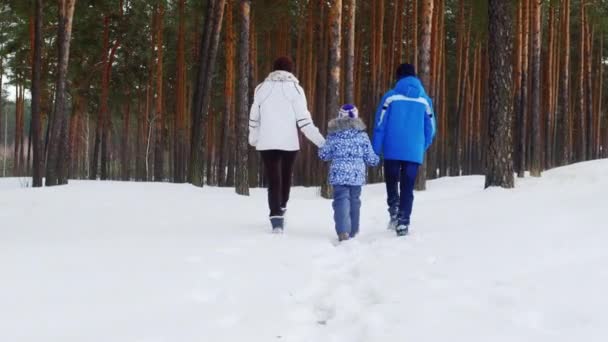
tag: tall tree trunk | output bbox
[235,0,250,195]
[90,16,109,180]
[174,0,187,183]
[485,0,514,189]
[322,0,342,199]
[530,0,542,177]
[415,0,433,190]
[0,57,3,177]
[412,0,418,71]
[344,0,356,104]
[14,84,21,175]
[46,0,76,186]
[578,0,586,161]
[597,35,604,158]
[31,0,43,187]
[517,0,530,177]
[314,0,328,186]
[584,22,593,160]
[90,14,119,181]
[219,0,235,187]
[558,0,571,165]
[121,97,131,181]
[154,3,165,181]
[189,0,227,186]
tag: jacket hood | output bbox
[266,70,300,83]
[394,76,424,98]
[328,117,366,135]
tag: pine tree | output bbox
[46,0,77,186]
[235,0,250,196]
[485,0,514,189]
[31,0,43,187]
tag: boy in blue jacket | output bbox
[372,64,436,236]
[319,104,380,242]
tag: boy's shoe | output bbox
[387,218,398,230]
[395,224,409,237]
[270,216,284,233]
[338,232,350,242]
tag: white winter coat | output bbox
[248,71,325,151]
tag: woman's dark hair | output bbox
[273,57,294,73]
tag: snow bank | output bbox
[1,160,607,341]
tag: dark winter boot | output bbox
[387,218,398,230]
[395,224,409,237]
[270,216,284,234]
[387,207,398,230]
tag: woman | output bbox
[249,57,325,233]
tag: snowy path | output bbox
[1,160,608,341]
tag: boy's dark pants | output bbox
[260,150,298,217]
[384,160,419,226]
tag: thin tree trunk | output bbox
[344,0,355,104]
[0,57,3,177]
[219,0,235,187]
[174,0,186,183]
[578,0,586,161]
[31,0,43,187]
[322,0,342,198]
[485,0,514,189]
[517,0,530,177]
[121,97,131,181]
[558,0,571,165]
[584,21,593,160]
[46,0,76,186]
[235,0,251,195]
[154,3,165,182]
[530,0,542,177]
[415,0,433,190]
[189,0,227,186]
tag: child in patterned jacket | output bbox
[319,104,380,241]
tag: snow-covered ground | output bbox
[1,160,607,342]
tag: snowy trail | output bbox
[1,160,608,341]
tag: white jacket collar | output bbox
[266,70,299,83]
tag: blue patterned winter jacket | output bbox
[318,118,380,186]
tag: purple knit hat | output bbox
[338,104,359,119]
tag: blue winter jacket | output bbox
[318,118,380,186]
[372,77,436,164]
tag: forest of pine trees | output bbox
[0,0,606,193]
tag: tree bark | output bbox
[578,0,586,161]
[235,0,250,195]
[344,0,356,104]
[219,0,235,187]
[321,0,342,198]
[154,3,165,181]
[121,97,131,181]
[485,0,514,189]
[0,57,3,177]
[189,0,227,186]
[173,0,187,183]
[558,0,571,165]
[415,0,433,190]
[31,0,44,187]
[517,0,530,177]
[530,0,542,177]
[46,0,76,186]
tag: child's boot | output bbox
[338,232,350,242]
